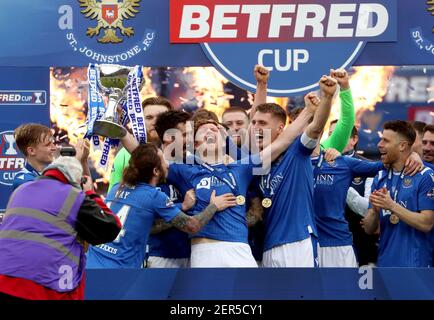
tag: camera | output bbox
[60,146,76,157]
[80,176,88,189]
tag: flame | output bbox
[181,67,289,120]
[50,67,156,182]
[182,67,231,119]
[322,66,395,140]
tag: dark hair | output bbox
[288,107,304,123]
[193,119,220,137]
[222,107,249,119]
[411,121,426,136]
[192,109,219,123]
[14,123,53,156]
[122,144,162,186]
[330,119,358,138]
[256,103,287,124]
[155,110,191,142]
[383,120,416,146]
[142,96,173,111]
[424,124,434,134]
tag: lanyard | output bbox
[385,168,405,202]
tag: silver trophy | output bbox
[93,64,144,139]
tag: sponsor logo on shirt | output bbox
[315,174,334,186]
[197,177,211,190]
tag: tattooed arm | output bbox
[150,204,218,235]
[173,191,237,234]
[171,203,219,234]
[150,218,172,235]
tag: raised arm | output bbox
[304,75,337,140]
[250,65,269,120]
[75,139,91,177]
[321,69,355,152]
[260,106,314,166]
[120,131,139,154]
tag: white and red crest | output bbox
[102,4,118,25]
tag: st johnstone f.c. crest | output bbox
[79,0,141,43]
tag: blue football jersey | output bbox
[424,161,434,171]
[311,155,383,247]
[13,162,40,190]
[86,183,180,269]
[370,168,434,267]
[168,154,262,243]
[259,136,317,252]
[147,183,191,259]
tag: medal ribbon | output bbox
[378,168,405,217]
[126,66,147,144]
[85,63,105,152]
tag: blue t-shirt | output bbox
[311,155,383,247]
[13,162,40,190]
[147,183,191,259]
[86,183,180,269]
[259,136,317,251]
[370,168,434,267]
[168,154,262,243]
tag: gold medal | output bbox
[236,195,246,206]
[389,214,399,225]
[262,198,272,208]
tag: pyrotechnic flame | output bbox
[323,66,395,140]
[50,67,156,182]
[182,67,231,119]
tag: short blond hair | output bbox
[14,123,52,156]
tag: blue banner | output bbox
[85,268,434,300]
[0,0,431,69]
[0,67,50,213]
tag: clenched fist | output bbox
[304,91,321,115]
[330,68,350,90]
[319,75,338,97]
[254,65,269,85]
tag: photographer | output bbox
[0,156,121,300]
